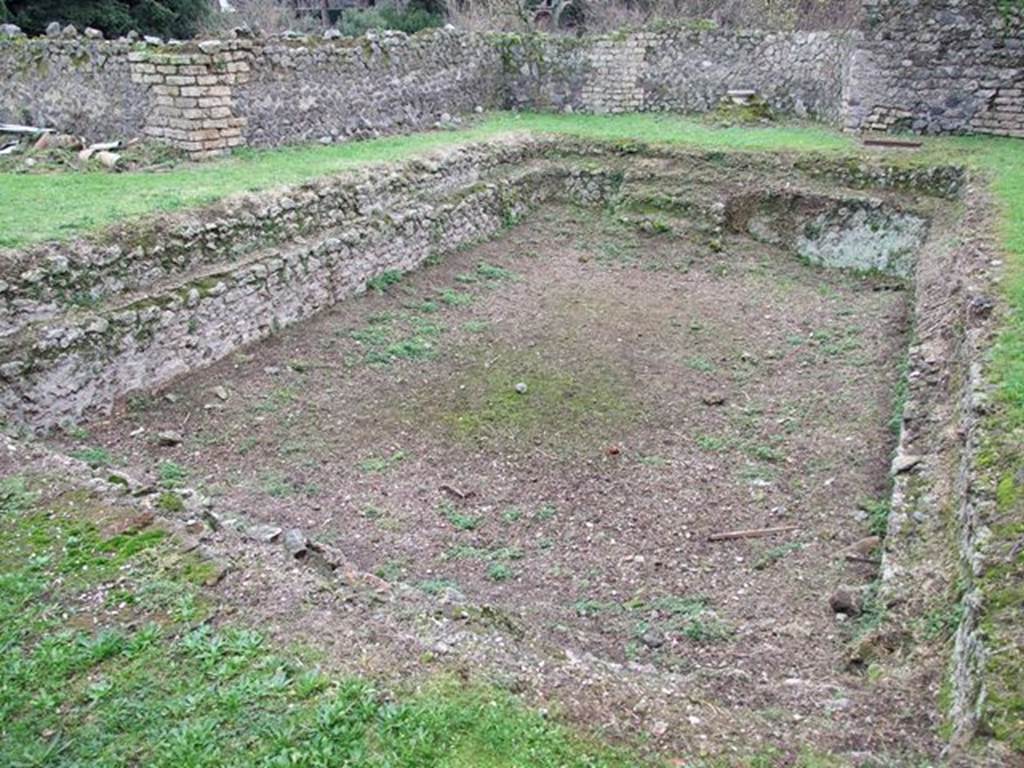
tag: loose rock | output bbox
[640,626,665,649]
[892,453,922,474]
[157,430,183,446]
[829,586,865,617]
[248,524,283,543]
[283,528,309,558]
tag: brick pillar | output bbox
[129,39,251,159]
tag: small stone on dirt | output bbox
[283,528,309,558]
[157,430,183,446]
[702,392,726,406]
[847,536,881,557]
[829,586,864,617]
[640,626,665,649]
[211,385,229,401]
[514,382,528,394]
[892,453,923,474]
[248,524,283,543]
[183,518,205,535]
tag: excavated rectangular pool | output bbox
[2,138,994,762]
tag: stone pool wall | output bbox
[0,137,559,428]
[0,137,962,432]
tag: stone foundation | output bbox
[0,137,963,431]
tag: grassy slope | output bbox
[0,114,853,250]
[960,138,1024,752]
[0,475,645,768]
[1,112,1021,756]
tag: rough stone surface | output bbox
[2,2,1019,153]
[235,28,504,148]
[845,0,1024,137]
[0,34,148,140]
[501,28,855,121]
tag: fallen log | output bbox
[707,525,798,542]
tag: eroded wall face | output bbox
[235,30,504,146]
[501,29,855,121]
[0,34,148,140]
[845,0,1024,137]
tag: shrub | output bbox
[5,0,210,39]
[339,3,443,37]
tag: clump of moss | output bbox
[428,347,640,454]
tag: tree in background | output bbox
[2,0,211,38]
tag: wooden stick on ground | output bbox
[707,525,798,542]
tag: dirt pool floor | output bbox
[56,204,943,763]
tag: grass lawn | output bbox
[0,475,648,768]
[0,113,857,250]
[0,112,1021,759]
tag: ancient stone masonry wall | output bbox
[499,28,856,121]
[2,10,1022,151]
[131,39,251,159]
[236,29,504,146]
[0,137,967,432]
[845,0,1024,136]
[0,30,148,141]
[0,137,551,338]
[0,138,560,429]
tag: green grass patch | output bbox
[752,542,803,571]
[439,500,482,531]
[157,460,187,489]
[431,347,638,453]
[475,262,516,281]
[0,113,861,249]
[71,446,114,468]
[440,288,474,307]
[367,269,404,293]
[357,450,406,474]
[0,472,649,767]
